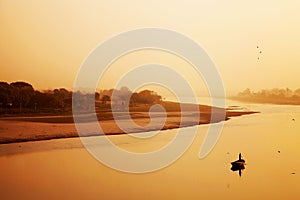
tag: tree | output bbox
[238,88,252,97]
[133,90,162,104]
[95,92,100,100]
[0,82,13,107]
[53,88,72,108]
[118,87,132,102]
[295,88,300,96]
[10,81,35,112]
[100,95,111,104]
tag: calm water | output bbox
[0,100,299,200]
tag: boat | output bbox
[231,153,245,167]
[231,153,246,176]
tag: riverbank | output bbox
[0,102,258,144]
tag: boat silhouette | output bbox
[231,153,246,177]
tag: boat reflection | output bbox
[231,164,245,177]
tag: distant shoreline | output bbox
[229,96,300,105]
[0,102,258,144]
[231,87,300,105]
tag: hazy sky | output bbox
[1,0,300,95]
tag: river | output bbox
[0,99,299,200]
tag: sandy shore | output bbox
[0,108,258,144]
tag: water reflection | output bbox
[231,164,245,177]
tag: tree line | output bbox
[234,88,300,105]
[99,87,162,105]
[0,81,74,114]
[0,81,163,114]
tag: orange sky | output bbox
[1,0,300,95]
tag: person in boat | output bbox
[231,153,245,166]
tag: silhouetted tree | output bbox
[131,90,162,104]
[0,82,13,107]
[10,81,34,112]
[100,95,111,104]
